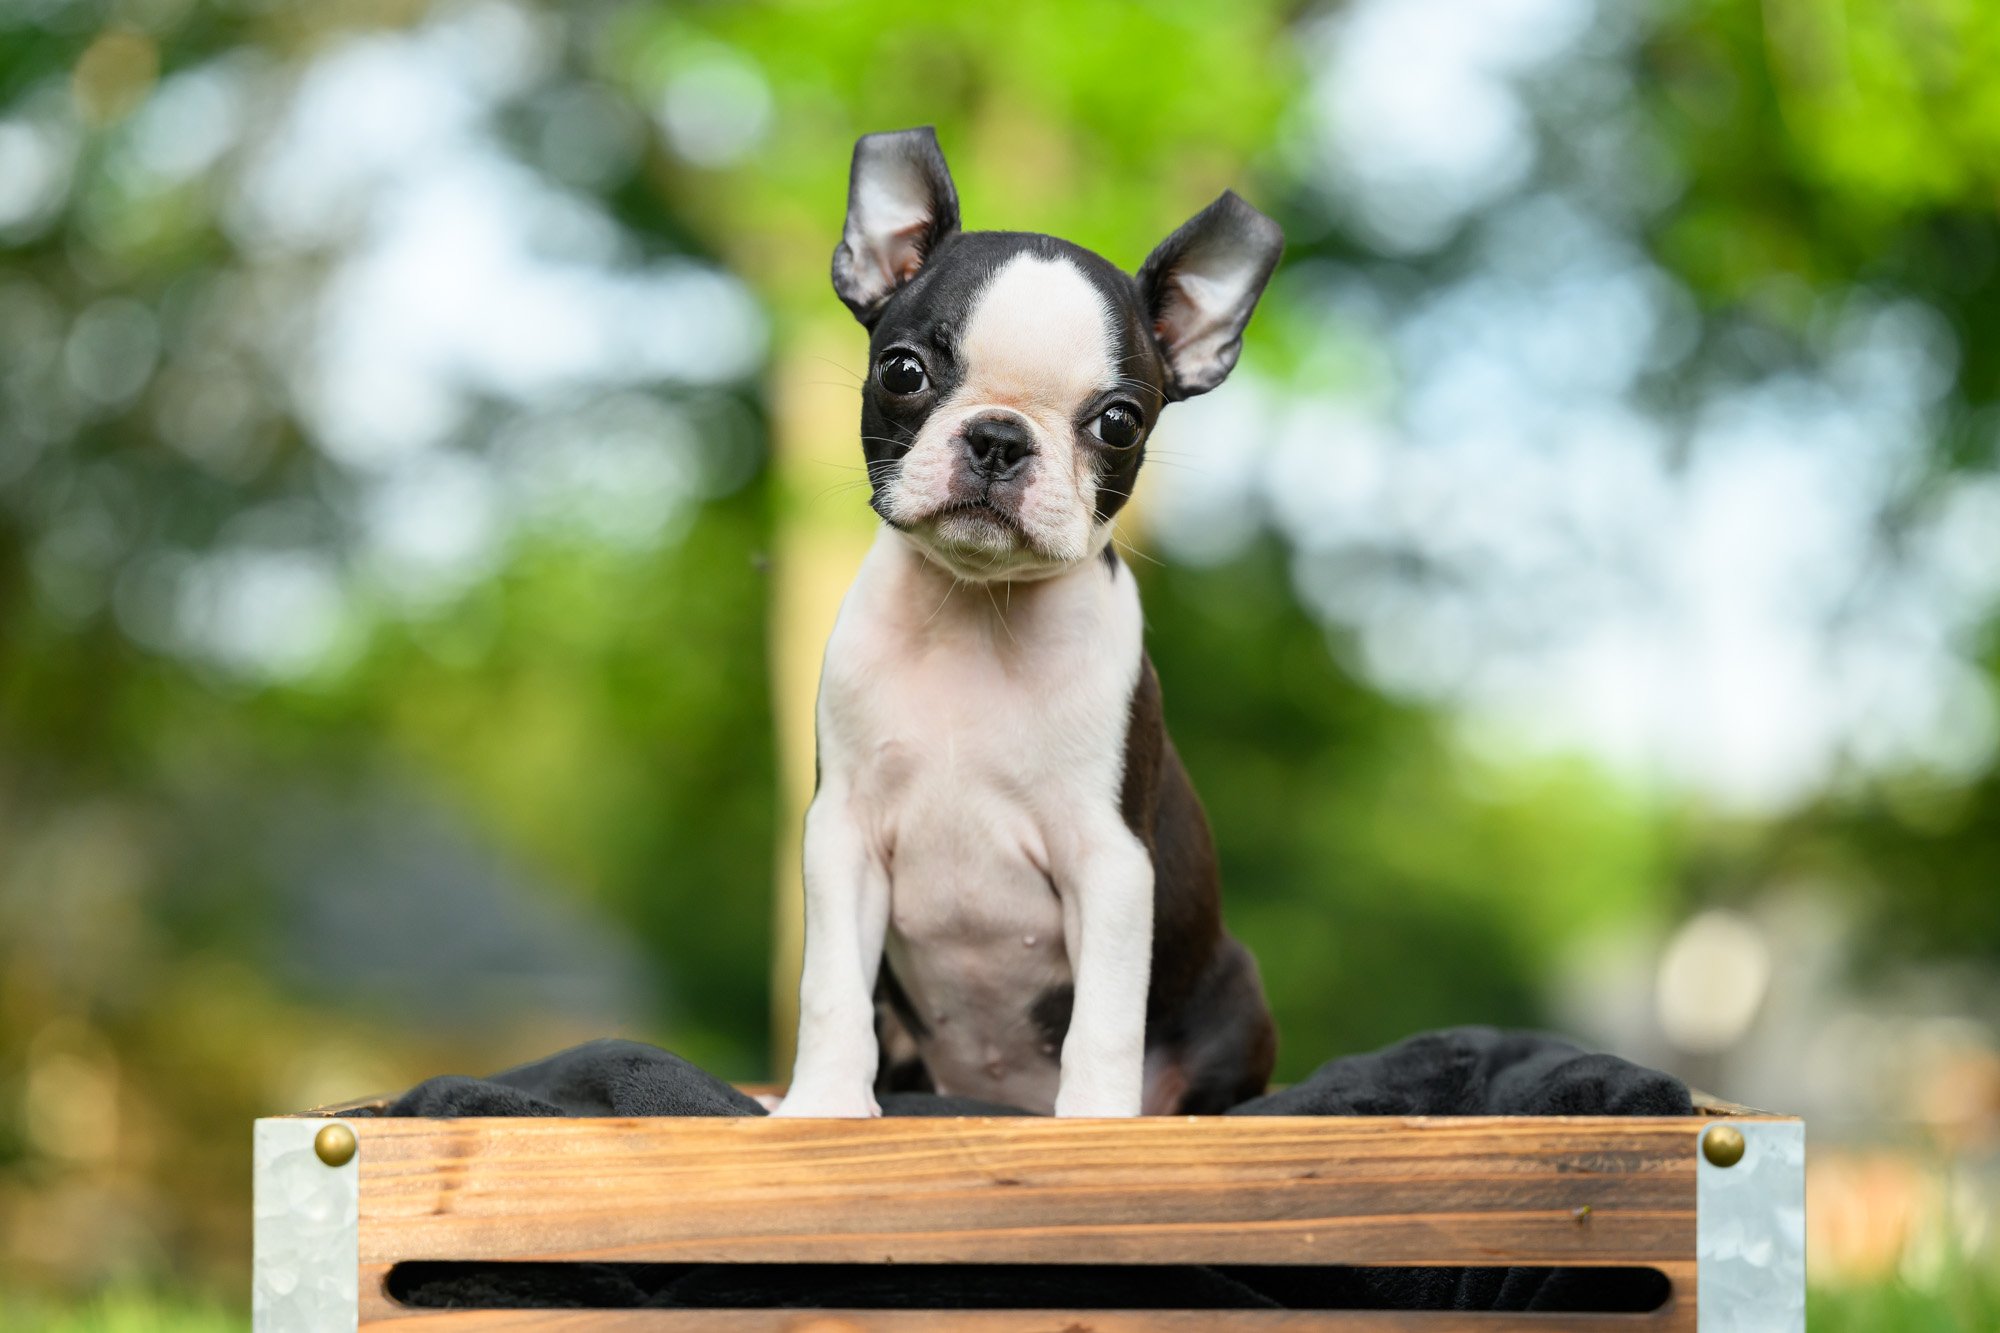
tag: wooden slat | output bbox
[309,1094,393,1116]
[351,1116,1707,1269]
[1687,1090,1776,1119]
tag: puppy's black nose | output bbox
[963,416,1035,481]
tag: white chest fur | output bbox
[809,529,1149,1112]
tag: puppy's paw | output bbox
[770,1087,882,1118]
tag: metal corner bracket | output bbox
[1696,1118,1806,1331]
[253,1117,360,1332]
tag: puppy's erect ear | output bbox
[1138,191,1284,399]
[832,127,961,326]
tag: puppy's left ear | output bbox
[832,126,961,326]
[1138,191,1284,399]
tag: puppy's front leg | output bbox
[1053,833,1154,1117]
[773,785,889,1118]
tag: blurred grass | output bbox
[1810,1262,2000,1332]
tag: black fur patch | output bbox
[1031,983,1074,1053]
[1117,655,1278,1109]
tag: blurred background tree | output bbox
[1,0,1995,1326]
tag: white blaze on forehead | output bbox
[958,253,1116,409]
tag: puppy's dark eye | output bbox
[878,352,928,395]
[1092,403,1143,449]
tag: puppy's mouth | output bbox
[881,482,1077,579]
[905,495,1059,575]
[928,497,1024,536]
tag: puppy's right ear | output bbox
[832,127,960,326]
[1139,191,1283,399]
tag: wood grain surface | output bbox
[352,1116,1703,1267]
[329,1115,1762,1329]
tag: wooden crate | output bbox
[251,1102,1803,1331]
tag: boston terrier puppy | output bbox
[775,127,1281,1118]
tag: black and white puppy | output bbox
[775,128,1281,1118]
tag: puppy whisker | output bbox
[983,581,1020,648]
[809,355,867,384]
[1111,524,1164,568]
[922,575,962,628]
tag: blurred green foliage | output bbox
[601,0,1298,312]
[1627,0,2000,965]
[1142,542,1671,1060]
[0,0,1995,1316]
[1810,1258,2000,1333]
[0,1288,246,1332]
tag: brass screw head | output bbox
[1702,1123,1746,1168]
[314,1121,358,1168]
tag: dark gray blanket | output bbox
[357,1026,1691,1314]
